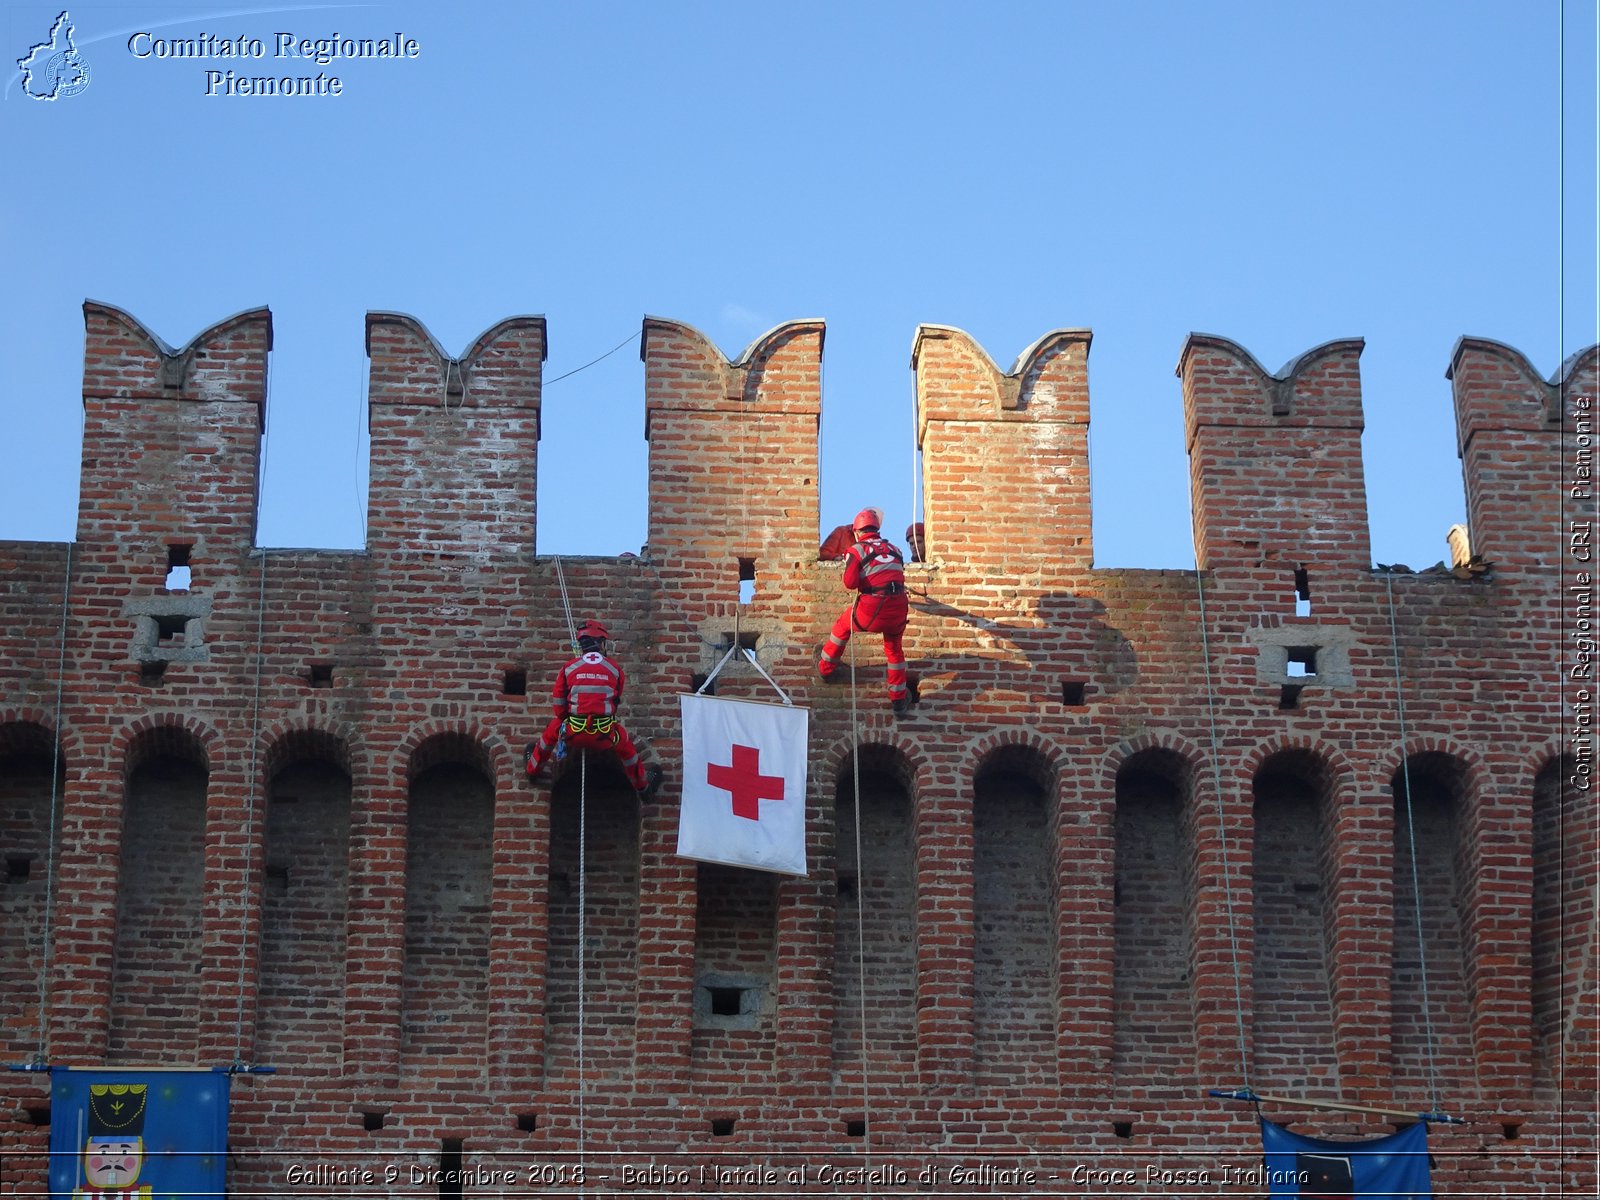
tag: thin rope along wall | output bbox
[34,542,73,1066]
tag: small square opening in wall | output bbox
[502,669,527,697]
[1279,685,1303,710]
[516,1112,537,1134]
[155,614,188,646]
[694,973,764,1029]
[307,664,334,689]
[836,873,857,901]
[165,544,192,591]
[139,661,167,687]
[1061,680,1087,706]
[25,1104,50,1126]
[266,863,290,895]
[737,556,756,605]
[1112,1121,1134,1139]
[1285,646,1318,678]
[360,1110,387,1132]
[720,630,760,652]
[710,1118,736,1137]
[6,854,32,882]
[690,672,717,696]
[845,1118,866,1138]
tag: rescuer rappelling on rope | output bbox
[818,507,914,715]
[526,619,664,800]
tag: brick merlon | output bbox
[82,301,273,414]
[1178,334,1365,443]
[911,324,1092,438]
[640,316,825,438]
[640,315,827,369]
[83,299,275,362]
[363,311,548,366]
[364,312,547,415]
[1447,337,1598,450]
[1175,332,1365,391]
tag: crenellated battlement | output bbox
[64,302,1593,573]
[1,302,1592,1197]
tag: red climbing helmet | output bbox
[577,620,609,649]
[852,507,883,538]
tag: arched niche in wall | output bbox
[832,743,917,1080]
[257,729,353,1069]
[544,754,639,1082]
[0,721,64,1064]
[1531,754,1583,1091]
[1390,752,1475,1100]
[971,743,1057,1088]
[1112,747,1197,1094]
[109,725,208,1062]
[1250,749,1338,1091]
[1388,755,1472,1107]
[401,732,494,1075]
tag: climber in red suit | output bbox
[818,507,913,713]
[526,620,663,799]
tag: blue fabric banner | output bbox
[1261,1117,1431,1199]
[48,1069,230,1200]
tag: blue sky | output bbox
[3,2,1595,568]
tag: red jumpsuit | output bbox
[818,533,909,703]
[529,650,649,790]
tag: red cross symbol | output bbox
[706,743,785,821]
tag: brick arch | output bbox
[1241,733,1355,784]
[1109,734,1200,1094]
[820,731,933,800]
[0,713,65,763]
[827,733,921,1080]
[1244,734,1349,1094]
[968,730,1060,1087]
[257,720,355,1069]
[396,721,509,787]
[969,730,1062,800]
[114,713,220,778]
[0,712,65,1068]
[1382,745,1477,1100]
[1526,739,1572,784]
[1377,735,1487,792]
[262,719,359,783]
[1100,730,1206,798]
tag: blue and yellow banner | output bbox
[48,1070,229,1200]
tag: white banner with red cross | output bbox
[677,694,809,876]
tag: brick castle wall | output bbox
[0,302,1593,1194]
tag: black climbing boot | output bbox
[638,764,665,802]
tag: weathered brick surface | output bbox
[0,305,1593,1195]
